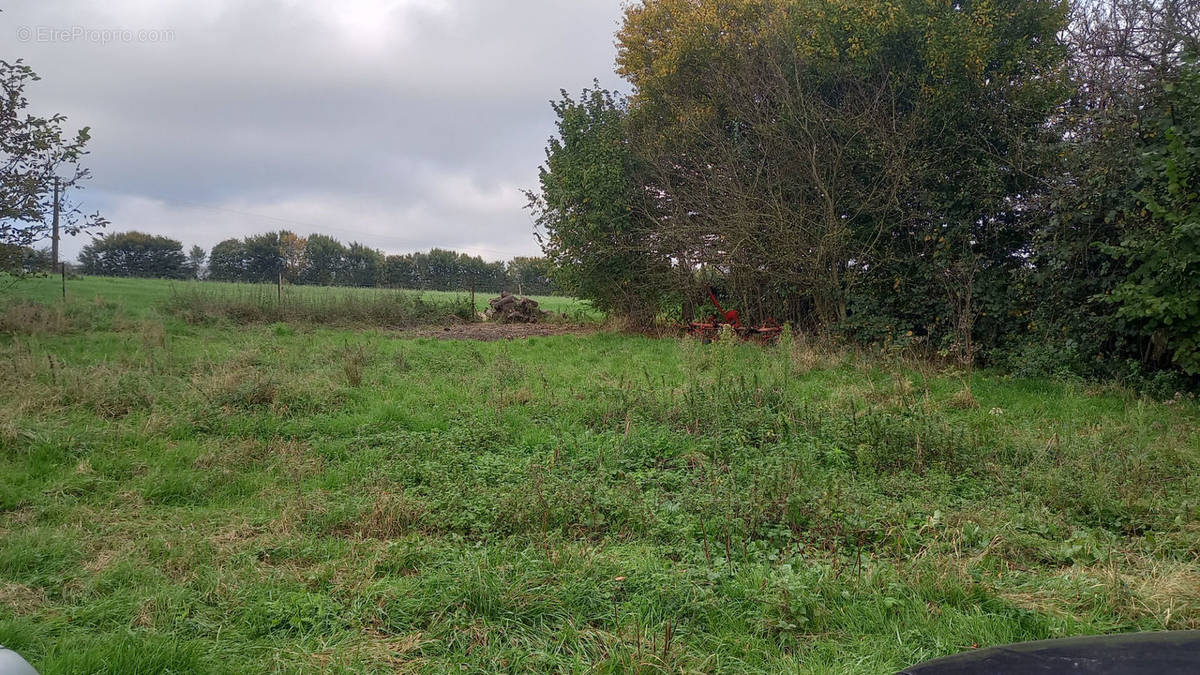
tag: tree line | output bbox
[73,229,556,295]
[0,58,553,296]
[530,0,1200,380]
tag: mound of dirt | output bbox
[485,292,548,323]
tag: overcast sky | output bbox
[5,0,626,261]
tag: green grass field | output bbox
[3,275,596,320]
[1,276,1198,673]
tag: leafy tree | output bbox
[1018,0,1200,376]
[78,231,189,279]
[291,241,514,292]
[187,245,206,280]
[207,238,246,281]
[507,256,556,295]
[0,245,50,274]
[452,251,507,292]
[423,248,461,291]
[1,59,106,272]
[300,233,347,286]
[383,253,416,289]
[618,0,918,326]
[279,231,306,282]
[527,85,669,326]
[343,242,383,287]
[242,232,283,283]
[604,0,1069,342]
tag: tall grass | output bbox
[162,285,476,326]
[1,277,1198,673]
[0,296,122,336]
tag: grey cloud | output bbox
[6,0,626,260]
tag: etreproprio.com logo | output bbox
[16,25,175,44]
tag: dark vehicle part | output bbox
[900,631,1200,674]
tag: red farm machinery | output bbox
[686,287,783,343]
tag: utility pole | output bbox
[51,178,61,272]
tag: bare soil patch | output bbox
[395,322,597,341]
